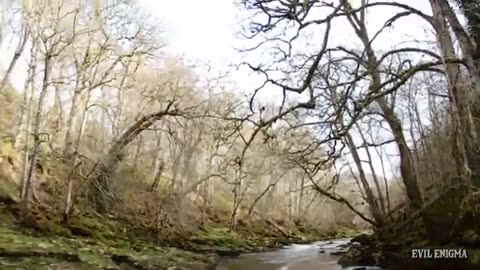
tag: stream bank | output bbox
[0,202,361,269]
[338,185,480,270]
[337,233,480,270]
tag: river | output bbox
[215,238,383,270]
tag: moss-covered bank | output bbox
[0,202,358,269]
[339,232,480,270]
[338,186,480,270]
[0,205,216,270]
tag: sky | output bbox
[138,0,239,68]
[143,0,237,59]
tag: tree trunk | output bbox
[18,59,36,198]
[150,130,163,178]
[438,0,480,187]
[457,0,480,60]
[63,91,91,221]
[328,63,385,226]
[345,133,385,227]
[89,102,179,213]
[358,126,387,216]
[230,168,241,231]
[376,99,424,210]
[429,0,478,184]
[15,47,36,147]
[112,61,131,138]
[132,135,143,171]
[23,56,51,209]
[148,161,164,192]
[298,174,305,214]
[64,87,82,157]
[51,66,64,146]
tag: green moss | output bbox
[0,217,212,270]
[423,186,469,243]
[21,213,71,237]
[467,249,480,264]
[65,215,117,240]
[190,227,249,249]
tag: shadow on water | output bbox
[215,238,383,270]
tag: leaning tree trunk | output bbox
[89,102,179,213]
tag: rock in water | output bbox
[338,245,377,267]
[350,234,372,245]
[330,250,349,256]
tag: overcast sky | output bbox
[138,0,238,66]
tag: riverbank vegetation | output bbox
[1,0,480,269]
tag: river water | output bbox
[215,238,383,270]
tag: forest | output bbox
[0,0,479,270]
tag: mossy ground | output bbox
[0,203,359,269]
[0,205,212,270]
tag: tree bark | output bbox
[132,135,143,171]
[63,90,91,221]
[429,0,479,185]
[358,126,387,216]
[15,46,36,147]
[23,56,51,209]
[89,102,180,213]
[148,161,164,192]
[63,80,83,156]
[456,0,480,60]
[18,55,36,198]
[345,133,385,227]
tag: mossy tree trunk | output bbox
[89,102,181,213]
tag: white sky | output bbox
[138,0,239,67]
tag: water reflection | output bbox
[216,238,370,270]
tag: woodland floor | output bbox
[0,203,360,270]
